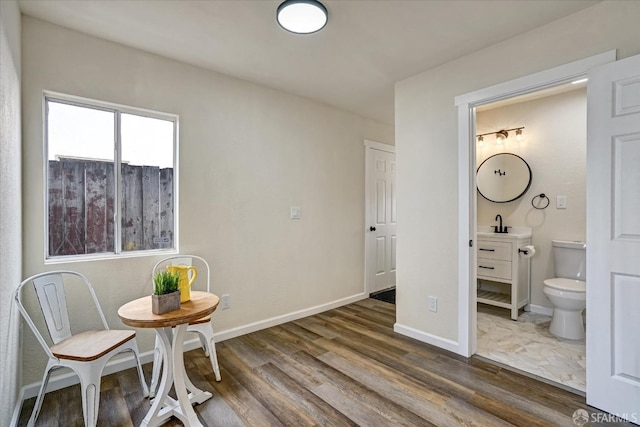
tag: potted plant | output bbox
[152,271,180,314]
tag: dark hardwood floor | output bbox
[18,298,630,426]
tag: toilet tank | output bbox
[552,240,586,281]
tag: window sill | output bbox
[45,248,178,265]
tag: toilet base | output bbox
[549,308,585,340]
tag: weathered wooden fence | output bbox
[48,158,174,256]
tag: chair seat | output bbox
[189,315,211,326]
[51,330,136,362]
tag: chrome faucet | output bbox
[494,214,509,233]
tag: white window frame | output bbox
[44,91,179,263]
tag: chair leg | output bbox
[199,333,209,357]
[27,362,57,427]
[128,340,150,398]
[149,334,163,398]
[204,332,221,382]
[75,364,103,427]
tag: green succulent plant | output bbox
[153,271,180,296]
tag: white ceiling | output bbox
[18,0,599,124]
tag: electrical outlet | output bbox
[428,296,438,313]
[220,294,231,310]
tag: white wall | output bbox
[21,17,393,386]
[395,1,640,345]
[477,88,587,310]
[0,0,22,423]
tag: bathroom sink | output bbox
[477,226,532,238]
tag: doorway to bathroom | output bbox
[471,80,588,392]
[457,51,640,420]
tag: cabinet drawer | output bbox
[476,241,511,261]
[477,259,512,280]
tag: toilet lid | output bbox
[544,278,586,292]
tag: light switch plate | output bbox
[556,196,567,209]
[290,206,302,219]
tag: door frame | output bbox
[454,50,616,358]
[364,139,396,295]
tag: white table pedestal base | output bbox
[141,325,212,427]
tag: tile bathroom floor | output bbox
[476,303,586,392]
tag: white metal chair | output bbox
[15,270,149,427]
[149,255,221,397]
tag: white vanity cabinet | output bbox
[476,231,531,320]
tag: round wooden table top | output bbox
[118,291,219,328]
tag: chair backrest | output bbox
[32,273,72,344]
[15,271,109,355]
[152,255,211,292]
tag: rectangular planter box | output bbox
[152,290,181,314]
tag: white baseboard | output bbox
[528,304,554,316]
[393,323,459,354]
[214,292,368,342]
[15,291,368,413]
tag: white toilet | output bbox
[542,240,586,340]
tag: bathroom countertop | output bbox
[477,226,532,239]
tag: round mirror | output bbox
[477,153,532,203]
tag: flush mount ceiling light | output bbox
[277,0,328,34]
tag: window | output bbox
[45,94,177,260]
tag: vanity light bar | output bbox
[476,127,524,144]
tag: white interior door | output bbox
[366,145,397,294]
[587,53,640,422]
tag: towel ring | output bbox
[532,193,549,210]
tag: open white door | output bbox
[587,53,640,422]
[365,141,397,294]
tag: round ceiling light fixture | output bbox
[277,0,328,34]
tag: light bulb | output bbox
[495,130,508,145]
[515,129,523,142]
[477,135,484,147]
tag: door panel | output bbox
[587,53,640,421]
[613,274,640,382]
[375,236,386,275]
[614,134,640,238]
[376,179,386,223]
